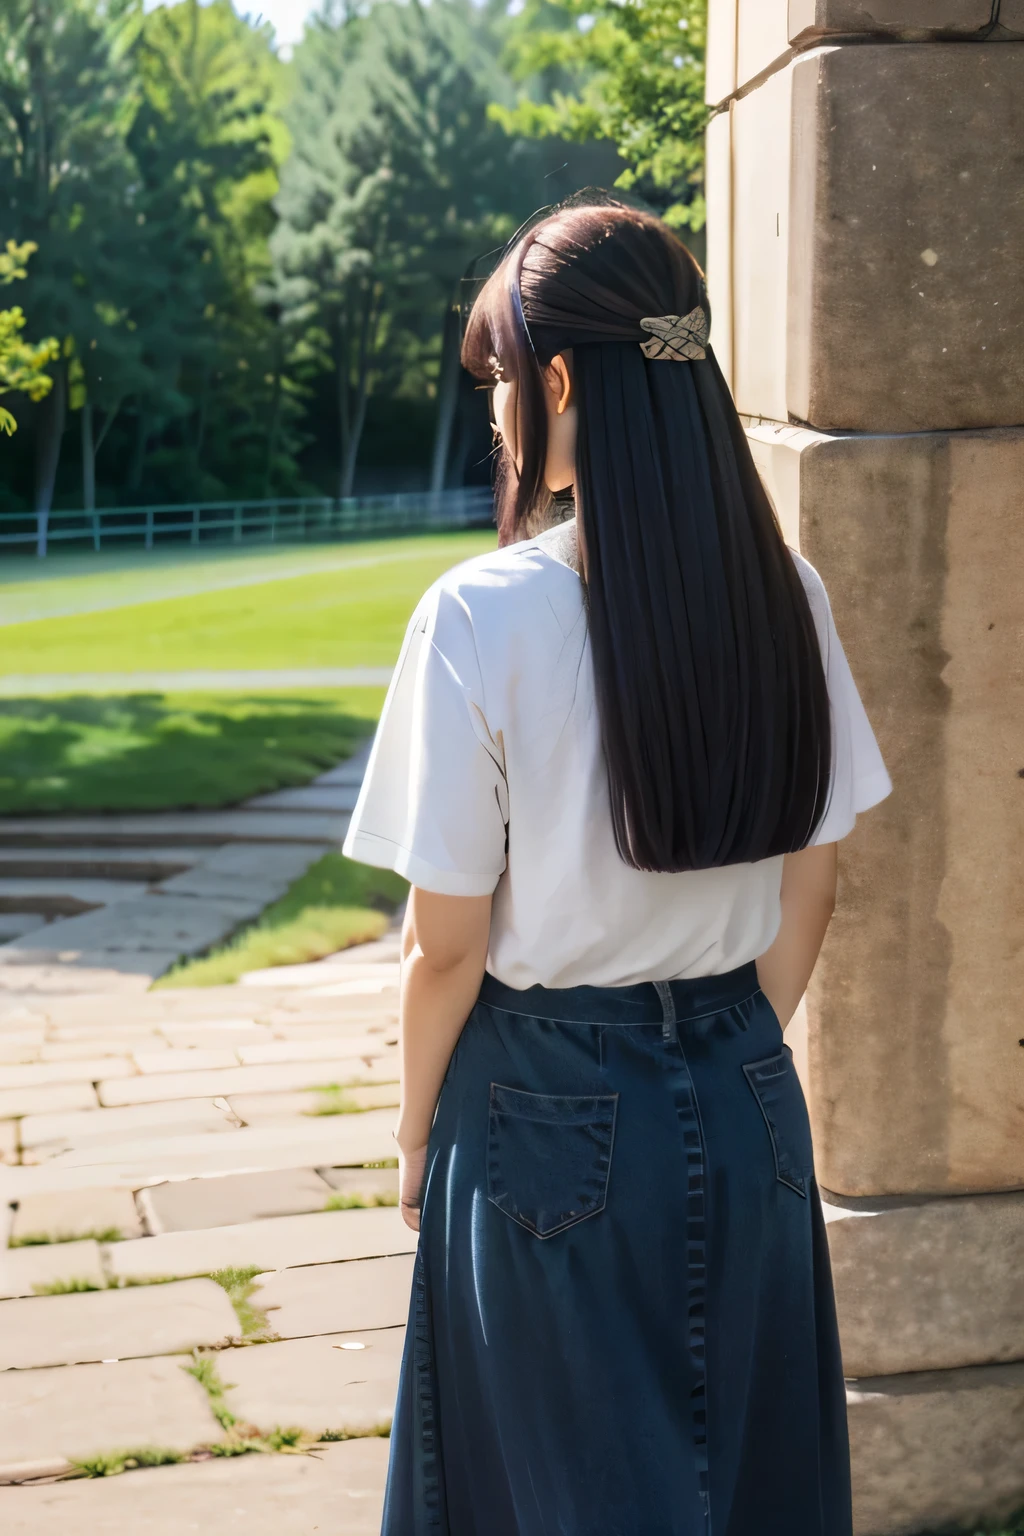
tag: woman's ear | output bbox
[545,354,573,416]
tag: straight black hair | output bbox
[462,196,833,872]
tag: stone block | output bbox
[0,1081,98,1119]
[727,45,1024,429]
[10,1186,144,1244]
[746,422,1024,1194]
[826,1191,1024,1376]
[160,1022,273,1048]
[139,1167,334,1233]
[250,1253,415,1339]
[0,1437,388,1535]
[0,952,181,993]
[790,0,1022,47]
[41,1036,163,1060]
[0,1055,134,1088]
[0,1355,220,1468]
[133,1046,240,1074]
[704,107,733,390]
[319,1165,400,1206]
[18,895,257,956]
[98,1051,392,1107]
[229,1083,399,1125]
[19,1099,237,1163]
[0,1119,17,1164]
[219,1326,403,1438]
[0,1278,239,1369]
[236,1034,395,1066]
[245,785,359,813]
[848,1362,1024,1535]
[108,1206,415,1282]
[0,1239,106,1299]
[0,809,348,846]
[705,0,737,105]
[4,1109,398,1190]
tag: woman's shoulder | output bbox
[415,530,582,635]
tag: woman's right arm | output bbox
[755,843,838,1029]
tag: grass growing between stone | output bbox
[156,851,407,988]
[70,1446,186,1477]
[208,1265,274,1340]
[13,1226,123,1247]
[0,689,381,814]
[32,1276,104,1295]
[184,1354,313,1461]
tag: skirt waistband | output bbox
[478,961,762,1028]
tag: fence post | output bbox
[145,507,154,549]
[191,505,200,546]
[92,512,101,553]
[35,511,48,559]
[233,505,242,543]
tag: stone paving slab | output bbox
[107,1206,415,1282]
[0,810,349,847]
[1,1055,135,1088]
[11,896,259,957]
[252,1253,415,1339]
[11,1186,144,1244]
[41,1036,167,1060]
[297,977,400,1000]
[0,1437,388,1534]
[0,954,180,994]
[19,1099,236,1162]
[133,1046,241,1074]
[0,1278,240,1369]
[0,1080,99,1119]
[0,1355,221,1470]
[200,841,334,881]
[0,1239,107,1299]
[235,1034,396,1066]
[98,1052,395,1107]
[240,959,399,990]
[244,785,360,814]
[0,914,47,942]
[0,879,149,914]
[219,1325,403,1438]
[314,761,370,787]
[3,1109,398,1192]
[228,1084,399,1124]
[0,1119,17,1163]
[318,1166,399,1204]
[159,1022,273,1048]
[0,1037,42,1063]
[139,1168,334,1234]
[0,846,207,878]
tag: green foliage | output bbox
[496,0,707,230]
[0,241,59,434]
[71,1446,186,1477]
[12,1227,122,1247]
[157,850,407,988]
[208,1264,274,1339]
[324,1189,399,1210]
[31,1276,104,1295]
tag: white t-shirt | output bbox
[343,523,892,989]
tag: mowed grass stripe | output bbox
[0,531,494,674]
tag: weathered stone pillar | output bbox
[704,6,1024,1532]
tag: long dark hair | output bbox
[462,196,832,873]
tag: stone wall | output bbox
[704,8,1024,1532]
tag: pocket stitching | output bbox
[742,1053,809,1199]
[487,1084,619,1239]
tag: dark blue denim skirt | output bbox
[381,962,852,1535]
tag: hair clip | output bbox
[639,306,709,361]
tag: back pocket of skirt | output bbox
[487,1084,618,1239]
[742,1049,814,1198]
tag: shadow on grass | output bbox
[0,691,382,814]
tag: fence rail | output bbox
[0,487,496,557]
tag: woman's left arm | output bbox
[394,885,493,1230]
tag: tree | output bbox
[495,0,707,234]
[0,240,58,436]
[272,0,539,498]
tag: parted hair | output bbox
[462,196,833,873]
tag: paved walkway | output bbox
[0,668,393,695]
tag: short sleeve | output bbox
[795,556,893,846]
[342,584,509,896]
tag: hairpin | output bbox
[638,306,709,362]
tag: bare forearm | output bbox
[395,941,487,1153]
[755,896,834,1029]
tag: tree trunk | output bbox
[339,289,376,500]
[34,358,66,517]
[263,348,283,498]
[336,310,351,500]
[430,299,462,494]
[81,401,96,511]
[128,411,149,494]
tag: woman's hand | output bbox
[398,1141,429,1232]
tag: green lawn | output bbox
[0,690,384,814]
[156,852,407,987]
[0,531,493,674]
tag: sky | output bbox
[143,0,319,53]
